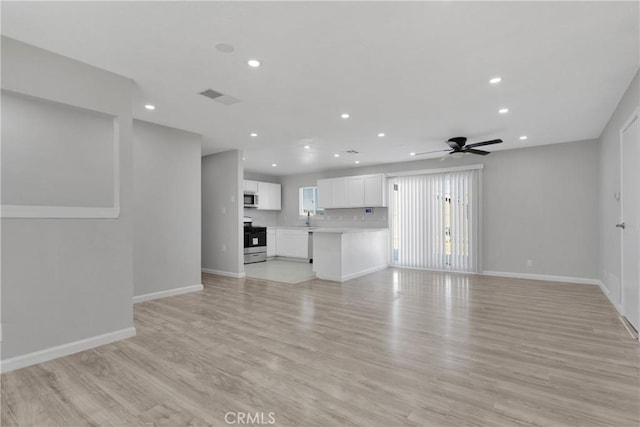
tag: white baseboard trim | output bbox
[133,284,203,304]
[0,327,136,374]
[317,264,388,283]
[482,270,599,286]
[271,256,309,263]
[390,264,475,274]
[597,279,623,315]
[202,268,246,278]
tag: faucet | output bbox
[305,211,311,227]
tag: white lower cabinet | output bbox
[267,228,276,257]
[275,228,308,259]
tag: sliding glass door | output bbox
[390,168,479,272]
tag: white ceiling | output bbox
[2,1,638,176]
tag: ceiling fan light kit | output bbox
[414,136,503,157]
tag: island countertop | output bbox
[269,226,388,234]
[311,227,388,234]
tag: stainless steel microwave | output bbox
[244,193,259,208]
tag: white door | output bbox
[621,111,639,332]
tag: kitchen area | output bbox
[242,173,390,284]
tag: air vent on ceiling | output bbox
[199,89,242,106]
[346,149,359,154]
[200,89,223,99]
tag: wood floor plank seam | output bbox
[2,268,638,426]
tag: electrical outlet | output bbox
[526,259,533,268]
[222,244,227,253]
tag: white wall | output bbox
[133,120,202,299]
[276,140,600,280]
[1,37,134,364]
[202,150,244,276]
[598,70,639,307]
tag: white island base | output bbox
[312,228,389,282]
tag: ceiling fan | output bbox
[414,137,503,157]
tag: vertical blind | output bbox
[390,169,479,272]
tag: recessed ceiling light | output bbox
[145,104,155,110]
[304,145,311,149]
[341,113,350,119]
[248,59,261,68]
[334,153,340,158]
[498,108,509,114]
[271,163,277,167]
[250,133,258,137]
[242,157,246,161]
[355,160,360,164]
[489,77,502,84]
[519,135,528,140]
[377,132,385,137]
[409,152,416,156]
[215,43,234,53]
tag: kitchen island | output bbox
[312,228,389,282]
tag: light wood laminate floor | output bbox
[2,269,639,426]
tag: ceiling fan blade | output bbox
[465,139,503,148]
[464,148,490,156]
[414,149,451,156]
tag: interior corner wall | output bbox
[133,120,202,298]
[598,69,640,307]
[202,150,244,276]
[1,37,134,363]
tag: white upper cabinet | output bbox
[317,178,332,209]
[256,181,282,211]
[332,178,349,208]
[364,174,384,207]
[347,176,365,207]
[244,180,258,193]
[317,173,386,209]
[269,182,281,210]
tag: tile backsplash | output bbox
[243,208,279,227]
[280,207,388,228]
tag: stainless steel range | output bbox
[244,220,267,264]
